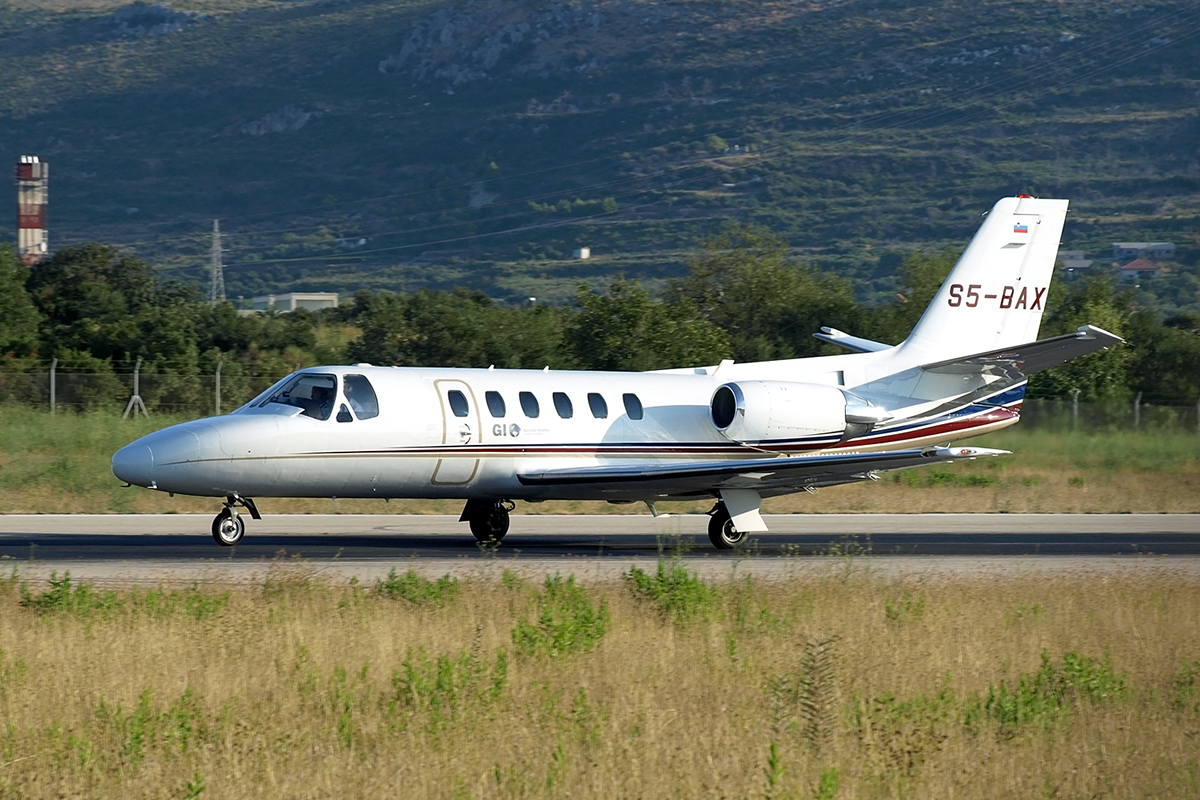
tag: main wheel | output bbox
[708,505,747,550]
[469,502,510,542]
[211,508,245,546]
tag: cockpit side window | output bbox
[262,373,338,420]
[343,374,380,420]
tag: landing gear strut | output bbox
[212,494,261,547]
[460,499,514,543]
[707,501,748,550]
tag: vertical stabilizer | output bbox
[900,197,1068,361]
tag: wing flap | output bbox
[517,446,1007,495]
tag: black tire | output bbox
[469,502,510,542]
[211,508,245,546]
[708,505,747,550]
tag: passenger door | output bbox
[432,379,480,485]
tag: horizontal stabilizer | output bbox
[920,325,1123,377]
[813,327,891,353]
[518,446,1007,496]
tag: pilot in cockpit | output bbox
[302,384,335,420]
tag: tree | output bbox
[1031,276,1133,401]
[0,246,39,356]
[568,279,730,371]
[1126,312,1200,405]
[25,243,202,369]
[347,289,570,369]
[865,249,960,345]
[669,223,860,361]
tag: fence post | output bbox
[1196,397,1199,433]
[1071,389,1079,430]
[49,358,57,415]
[122,357,149,420]
[215,360,223,416]
[1133,391,1142,430]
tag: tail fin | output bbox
[899,197,1069,362]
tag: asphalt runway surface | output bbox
[2,514,1198,584]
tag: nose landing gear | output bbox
[460,499,514,543]
[212,494,261,547]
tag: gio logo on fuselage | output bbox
[493,423,521,438]
[946,283,1046,310]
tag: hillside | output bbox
[1,0,1198,305]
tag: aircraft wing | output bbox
[517,446,1006,497]
[919,324,1123,377]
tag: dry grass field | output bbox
[0,561,1197,799]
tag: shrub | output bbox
[967,650,1128,733]
[20,572,119,617]
[375,568,459,606]
[512,575,608,658]
[624,560,717,623]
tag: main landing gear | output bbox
[212,494,261,547]
[460,499,514,543]
[707,501,749,550]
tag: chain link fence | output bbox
[0,369,286,416]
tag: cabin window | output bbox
[485,391,506,418]
[262,373,337,421]
[623,393,643,420]
[519,391,540,418]
[447,390,470,418]
[336,404,353,423]
[343,374,379,419]
[553,392,573,419]
[588,393,608,419]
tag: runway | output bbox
[2,514,1198,584]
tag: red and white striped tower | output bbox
[15,155,48,266]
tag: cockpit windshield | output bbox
[261,373,338,420]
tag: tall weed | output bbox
[513,575,608,658]
[624,559,717,623]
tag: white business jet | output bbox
[113,196,1120,549]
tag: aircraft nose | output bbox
[112,443,154,487]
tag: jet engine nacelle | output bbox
[710,381,890,444]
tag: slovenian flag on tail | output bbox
[1013,223,1028,234]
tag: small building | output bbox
[1112,242,1175,261]
[249,292,340,313]
[572,247,591,260]
[1118,258,1162,281]
[1058,250,1092,272]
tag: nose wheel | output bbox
[211,495,261,547]
[707,502,748,550]
[212,508,245,546]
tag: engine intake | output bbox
[710,381,889,445]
